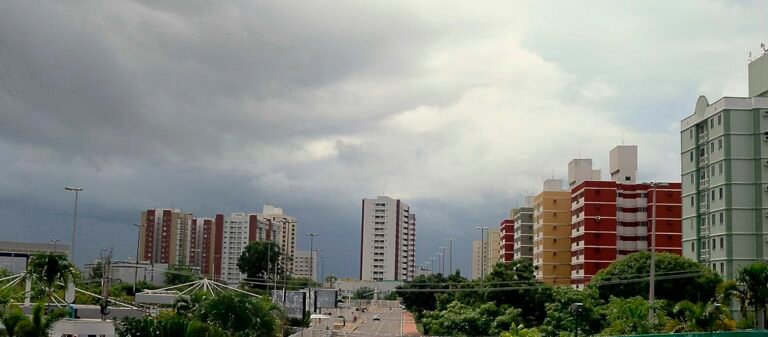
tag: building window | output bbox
[711,214,715,225]
[710,166,715,177]
[690,151,694,162]
[720,237,724,249]
[690,196,694,207]
[720,212,724,224]
[710,142,714,153]
[711,190,715,201]
[720,262,724,274]
[718,139,722,150]
[690,174,694,184]
[710,118,714,129]
[691,242,695,252]
[719,162,723,175]
[700,148,706,157]
[719,187,723,200]
[690,129,693,139]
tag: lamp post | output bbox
[435,252,443,274]
[132,224,142,296]
[440,247,447,275]
[570,302,584,337]
[305,233,319,312]
[647,182,669,322]
[476,226,489,287]
[65,186,83,264]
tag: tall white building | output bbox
[293,250,318,282]
[359,196,416,281]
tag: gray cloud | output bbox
[0,0,766,277]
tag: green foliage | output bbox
[500,327,542,337]
[600,296,667,335]
[196,293,278,336]
[667,300,732,332]
[353,287,374,300]
[164,264,198,286]
[90,261,104,280]
[397,273,462,314]
[736,261,768,329]
[590,251,721,303]
[14,303,66,337]
[422,301,522,336]
[27,253,75,297]
[324,274,337,288]
[1,305,27,337]
[237,241,282,287]
[382,291,398,301]
[482,259,551,326]
[540,286,603,337]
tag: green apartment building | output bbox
[681,52,768,279]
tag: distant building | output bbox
[499,217,515,263]
[533,179,571,285]
[472,229,500,280]
[0,241,69,273]
[359,196,416,281]
[681,51,768,278]
[138,205,298,284]
[293,250,318,282]
[512,198,535,261]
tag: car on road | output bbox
[372,315,381,321]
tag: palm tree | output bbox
[1,305,27,337]
[26,253,75,301]
[718,280,749,319]
[670,300,724,332]
[324,274,337,288]
[737,261,768,329]
[15,303,66,337]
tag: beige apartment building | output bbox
[533,179,572,285]
[472,228,500,280]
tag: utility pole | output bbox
[132,224,141,297]
[65,186,83,264]
[648,182,667,322]
[305,233,319,313]
[100,249,113,321]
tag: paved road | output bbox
[351,306,403,336]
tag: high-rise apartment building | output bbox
[681,52,768,278]
[359,196,416,281]
[499,217,515,263]
[139,205,298,284]
[293,250,318,282]
[138,209,194,265]
[533,179,572,285]
[513,198,535,261]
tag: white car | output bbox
[372,315,381,321]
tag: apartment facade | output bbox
[472,229,500,279]
[533,179,572,285]
[139,205,298,284]
[512,201,535,261]
[681,52,768,279]
[359,196,416,281]
[293,250,318,282]
[138,209,194,265]
[499,217,515,263]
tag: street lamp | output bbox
[647,182,669,322]
[570,302,585,337]
[439,247,447,275]
[476,226,489,286]
[132,223,142,296]
[305,233,319,312]
[65,186,83,264]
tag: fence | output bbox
[612,331,767,337]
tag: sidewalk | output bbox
[401,312,419,336]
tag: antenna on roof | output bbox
[762,43,767,54]
[749,51,754,62]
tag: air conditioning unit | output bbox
[595,216,601,222]
[765,211,768,217]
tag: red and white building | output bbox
[499,217,515,263]
[568,146,682,289]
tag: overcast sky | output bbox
[1,1,766,279]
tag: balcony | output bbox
[700,249,710,260]
[700,225,709,236]
[698,131,708,144]
[700,178,709,189]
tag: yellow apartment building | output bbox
[533,179,572,285]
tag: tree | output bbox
[324,274,337,288]
[89,261,104,280]
[397,273,463,315]
[353,287,374,300]
[717,280,748,320]
[27,253,75,300]
[237,241,281,287]
[15,303,66,337]
[164,264,198,286]
[601,296,667,335]
[540,286,603,337]
[667,300,733,333]
[1,305,27,337]
[482,259,551,326]
[196,293,277,336]
[590,251,721,303]
[421,301,522,336]
[736,261,768,329]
